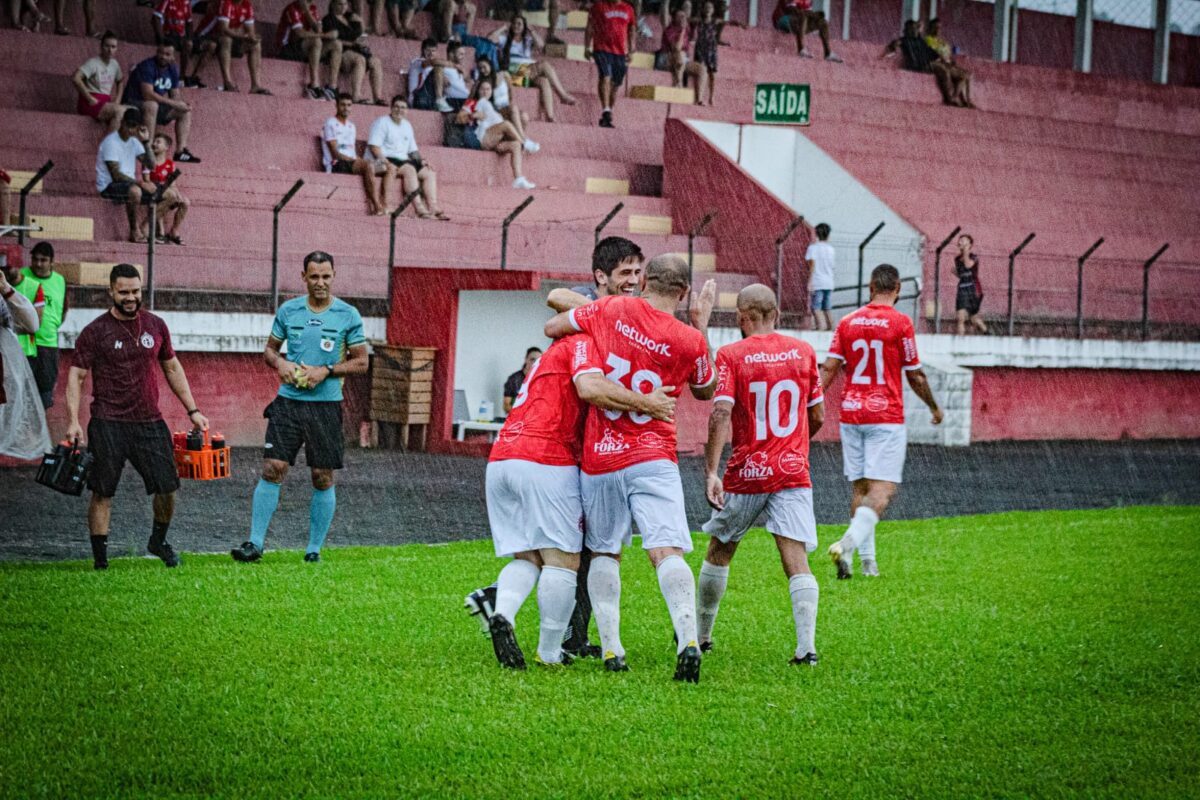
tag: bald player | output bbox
[699,285,825,665]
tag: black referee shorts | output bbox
[263,396,344,470]
[87,418,181,498]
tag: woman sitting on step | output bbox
[459,78,539,190]
[488,15,577,123]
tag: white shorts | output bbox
[701,487,817,552]
[581,459,693,554]
[841,423,907,484]
[486,460,584,558]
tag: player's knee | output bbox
[262,461,287,483]
[311,470,334,490]
[705,538,736,566]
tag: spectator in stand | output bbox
[139,132,189,245]
[413,40,471,112]
[352,0,384,34]
[50,0,95,36]
[803,220,834,331]
[882,20,970,107]
[474,56,533,144]
[926,18,973,108]
[96,108,152,243]
[72,32,129,133]
[501,346,541,413]
[323,93,389,215]
[324,0,387,105]
[406,37,438,102]
[489,15,577,122]
[122,42,201,162]
[954,233,986,334]
[655,7,707,105]
[278,0,343,99]
[460,79,538,189]
[773,0,840,62]
[195,0,272,94]
[387,0,431,40]
[691,0,738,106]
[7,0,49,32]
[585,0,635,129]
[16,242,67,408]
[153,0,213,88]
[443,0,475,40]
[368,96,449,219]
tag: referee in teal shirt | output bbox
[232,251,369,563]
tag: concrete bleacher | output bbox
[1,0,1198,334]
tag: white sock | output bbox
[842,506,880,553]
[656,555,698,654]
[789,573,819,657]
[602,106,611,113]
[696,560,729,645]
[588,555,624,658]
[536,566,577,664]
[494,559,540,624]
[858,527,876,561]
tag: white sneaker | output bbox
[825,52,844,63]
[434,97,453,112]
[522,139,540,154]
[512,176,536,190]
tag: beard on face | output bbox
[113,297,141,318]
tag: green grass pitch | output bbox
[1,506,1198,798]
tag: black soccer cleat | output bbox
[231,541,263,563]
[488,614,526,670]
[147,536,180,568]
[789,652,820,667]
[829,540,853,580]
[673,643,702,683]
[93,556,108,571]
[564,641,604,659]
[304,552,320,563]
[464,585,497,636]
[603,652,630,672]
[699,640,714,654]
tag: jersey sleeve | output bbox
[269,306,287,341]
[217,0,234,20]
[807,350,824,407]
[828,321,846,361]
[900,316,920,371]
[567,294,606,334]
[322,117,337,143]
[689,333,715,388]
[72,325,94,370]
[158,322,176,361]
[344,308,366,347]
[713,347,735,405]
[569,335,603,379]
[366,117,385,149]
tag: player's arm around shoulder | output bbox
[546,287,590,313]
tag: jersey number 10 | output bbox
[749,379,801,440]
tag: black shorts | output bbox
[331,160,355,175]
[100,180,137,202]
[87,418,181,498]
[26,346,58,408]
[593,51,628,88]
[263,396,344,469]
[956,286,982,315]
[128,99,174,127]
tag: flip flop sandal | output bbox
[251,87,273,96]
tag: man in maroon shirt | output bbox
[65,264,209,570]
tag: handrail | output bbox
[500,196,534,270]
[1005,232,1036,336]
[594,202,624,247]
[143,169,182,311]
[932,226,961,334]
[270,179,304,310]
[17,160,53,247]
[1141,243,1169,341]
[1075,237,1104,339]
[856,221,885,307]
[387,190,422,312]
[774,215,805,310]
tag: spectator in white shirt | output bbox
[406,37,437,102]
[474,56,537,148]
[367,97,449,220]
[322,93,386,215]
[412,40,470,113]
[488,15,576,123]
[461,79,537,190]
[95,109,151,243]
[72,33,129,133]
[804,221,835,330]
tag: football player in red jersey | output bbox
[480,334,676,670]
[699,285,826,665]
[821,264,942,579]
[544,254,718,683]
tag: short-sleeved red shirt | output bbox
[144,158,175,185]
[277,0,318,48]
[569,295,715,474]
[714,333,823,493]
[489,334,603,466]
[828,303,920,425]
[72,310,176,422]
[198,0,255,37]
[154,0,193,36]
[589,0,635,55]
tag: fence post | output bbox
[856,221,885,307]
[143,169,181,311]
[1075,237,1104,339]
[594,202,624,247]
[500,196,534,270]
[774,215,805,314]
[687,211,718,315]
[1141,243,1169,341]
[271,179,304,310]
[387,189,421,312]
[932,226,961,334]
[1006,232,1036,336]
[17,160,53,247]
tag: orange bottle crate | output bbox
[173,430,232,480]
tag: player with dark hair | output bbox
[821,264,942,579]
[231,251,368,564]
[65,263,208,570]
[699,284,825,665]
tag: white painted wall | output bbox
[454,290,553,418]
[688,119,925,318]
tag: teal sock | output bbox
[307,486,336,555]
[250,479,281,549]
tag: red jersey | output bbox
[154,0,193,36]
[589,1,635,55]
[828,303,920,425]
[715,333,823,494]
[489,335,603,467]
[198,0,255,37]
[144,158,175,185]
[773,0,813,26]
[277,0,317,48]
[569,295,715,474]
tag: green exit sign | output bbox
[753,83,811,125]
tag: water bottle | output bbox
[477,398,494,421]
[211,434,225,451]
[187,430,204,451]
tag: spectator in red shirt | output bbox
[773,0,840,62]
[585,0,636,128]
[278,0,343,100]
[196,0,272,94]
[152,0,215,88]
[655,7,707,105]
[139,132,189,245]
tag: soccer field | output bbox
[2,507,1198,798]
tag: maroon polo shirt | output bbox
[72,310,176,422]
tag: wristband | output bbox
[1,287,13,300]
[187,408,200,416]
